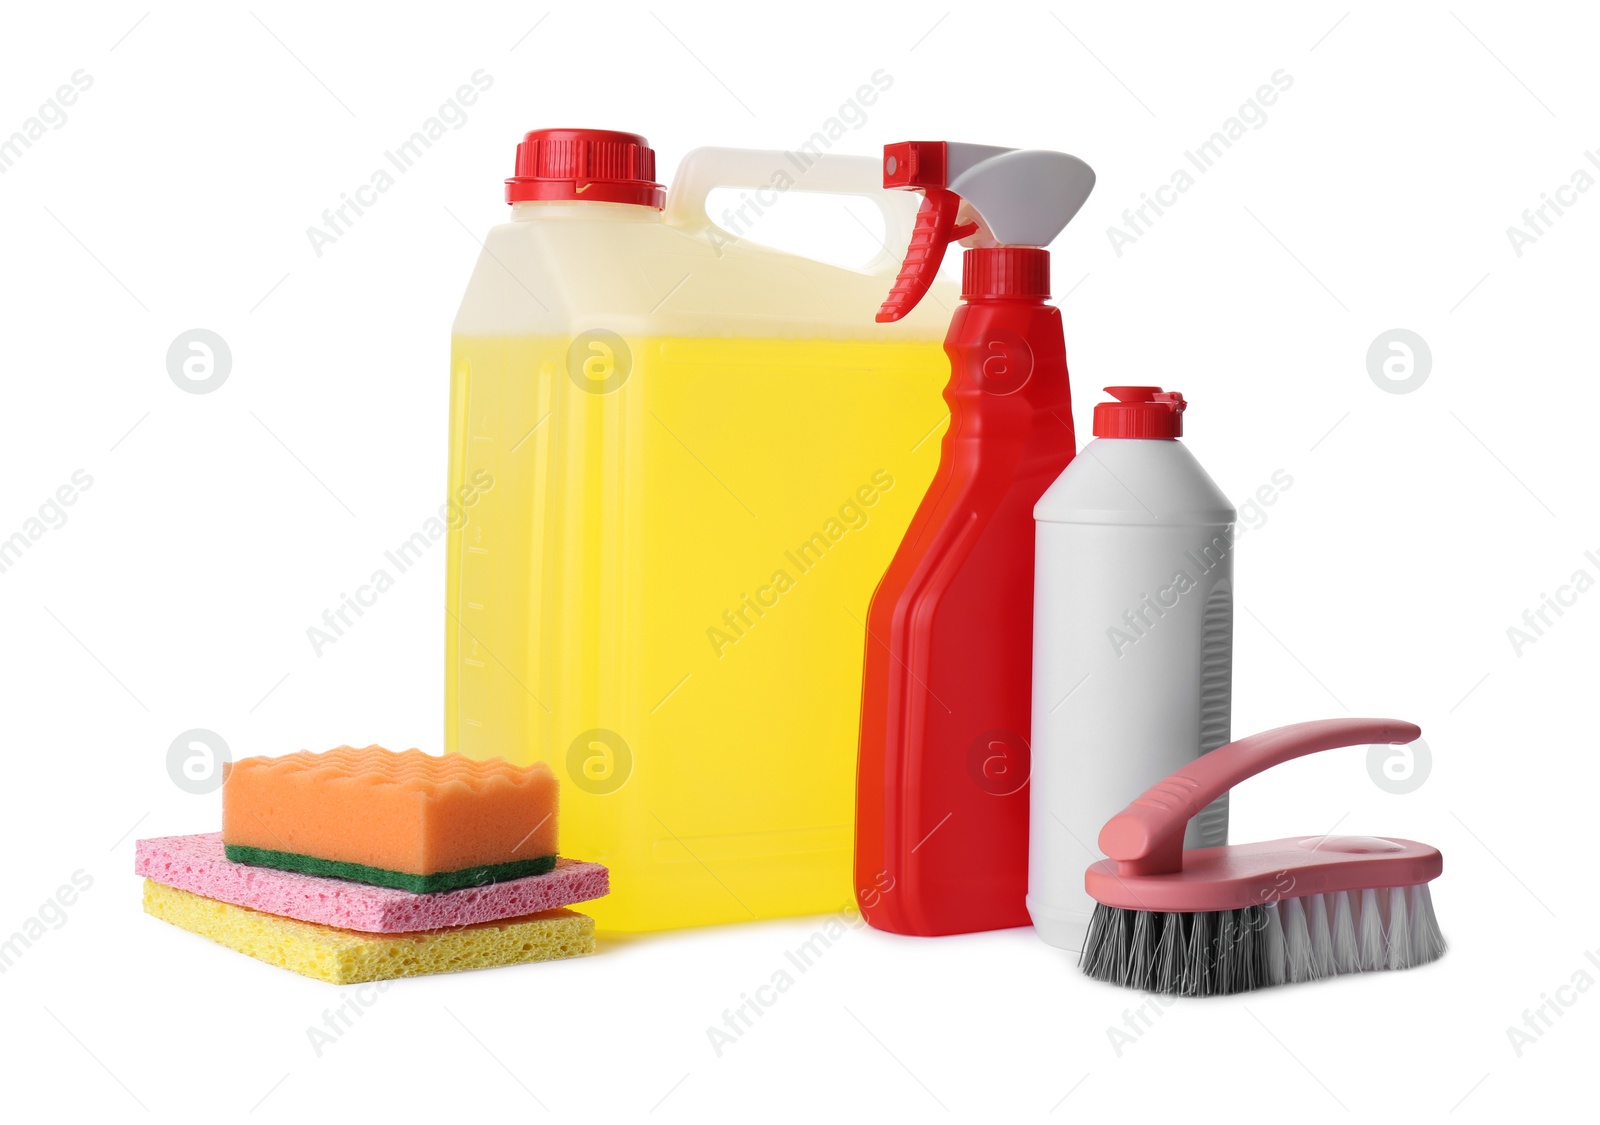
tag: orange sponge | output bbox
[223,746,557,891]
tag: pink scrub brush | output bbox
[1080,718,1446,995]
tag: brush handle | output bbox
[1098,718,1421,878]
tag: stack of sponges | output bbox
[138,746,607,983]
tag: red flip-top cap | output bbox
[1093,386,1186,439]
[506,128,665,208]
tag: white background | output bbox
[0,2,1591,1121]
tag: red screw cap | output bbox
[506,128,665,208]
[962,247,1050,302]
[1093,386,1186,439]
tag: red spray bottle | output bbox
[855,142,1095,935]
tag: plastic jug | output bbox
[444,129,956,931]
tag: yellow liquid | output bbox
[445,334,949,930]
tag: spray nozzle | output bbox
[876,141,1096,323]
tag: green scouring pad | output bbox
[223,844,557,894]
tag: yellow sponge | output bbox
[142,880,594,984]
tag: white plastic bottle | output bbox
[1027,386,1235,952]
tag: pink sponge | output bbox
[136,832,608,933]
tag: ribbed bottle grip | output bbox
[1190,584,1232,849]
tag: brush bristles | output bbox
[1080,884,1446,996]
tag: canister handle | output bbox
[663,147,917,276]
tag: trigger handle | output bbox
[877,188,971,323]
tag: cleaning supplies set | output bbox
[139,128,1444,997]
